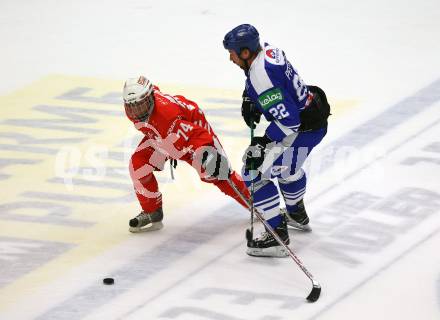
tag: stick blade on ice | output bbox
[306,284,321,302]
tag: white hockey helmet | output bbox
[123,76,155,121]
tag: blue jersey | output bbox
[245,43,309,142]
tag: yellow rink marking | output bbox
[0,75,358,309]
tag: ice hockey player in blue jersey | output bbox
[223,24,330,257]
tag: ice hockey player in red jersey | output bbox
[123,75,250,232]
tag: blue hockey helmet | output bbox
[223,24,260,55]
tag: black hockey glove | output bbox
[200,148,231,180]
[243,135,272,170]
[242,91,262,129]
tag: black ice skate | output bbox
[284,199,312,232]
[129,208,163,233]
[247,215,290,258]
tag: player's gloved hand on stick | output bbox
[200,148,231,180]
[242,91,262,129]
[243,135,272,170]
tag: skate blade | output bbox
[129,222,163,233]
[287,221,312,232]
[246,246,289,258]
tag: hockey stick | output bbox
[246,123,255,241]
[227,178,321,302]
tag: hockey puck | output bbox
[103,277,114,285]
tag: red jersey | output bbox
[130,87,216,162]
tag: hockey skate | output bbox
[247,215,290,258]
[284,199,312,232]
[129,208,163,233]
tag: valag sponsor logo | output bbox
[258,88,283,109]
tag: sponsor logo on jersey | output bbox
[266,49,276,59]
[258,88,283,109]
[264,47,284,65]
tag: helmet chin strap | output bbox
[243,58,251,71]
[239,48,261,72]
[236,55,252,73]
[144,94,155,121]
